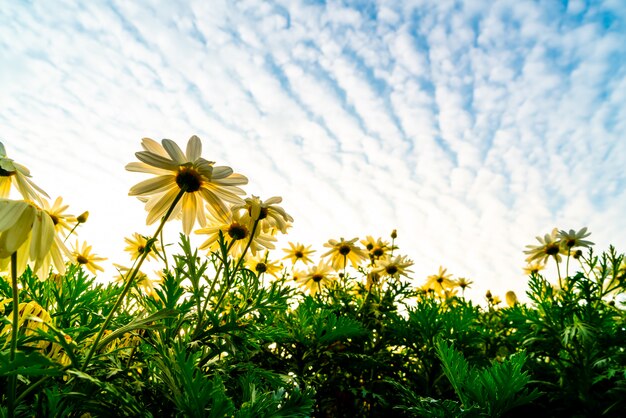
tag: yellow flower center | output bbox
[176,166,203,192]
[228,223,248,241]
[312,274,324,282]
[76,255,89,264]
[339,244,351,256]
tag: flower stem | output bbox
[8,252,18,418]
[80,187,186,371]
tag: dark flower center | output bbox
[436,277,444,283]
[546,243,560,256]
[339,245,351,255]
[565,239,576,248]
[176,166,203,192]
[138,245,146,254]
[76,255,89,264]
[49,214,60,225]
[228,223,248,241]
[366,243,374,250]
[386,265,398,275]
[0,167,16,177]
[295,250,303,258]
[373,247,384,257]
[256,263,267,273]
[312,274,324,282]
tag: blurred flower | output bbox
[0,199,68,276]
[456,277,473,291]
[0,141,49,204]
[322,237,367,271]
[245,252,283,278]
[505,291,519,307]
[0,300,52,350]
[114,264,160,298]
[558,227,594,252]
[524,228,564,264]
[124,232,158,261]
[40,196,76,235]
[372,255,413,279]
[196,209,276,257]
[523,262,545,275]
[298,261,336,296]
[126,136,248,235]
[232,195,293,234]
[422,266,456,295]
[282,242,316,265]
[72,241,106,275]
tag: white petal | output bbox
[161,139,187,164]
[135,151,179,171]
[129,175,176,196]
[186,135,202,161]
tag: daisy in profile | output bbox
[322,237,367,271]
[297,261,336,296]
[282,242,316,266]
[124,232,159,261]
[126,136,248,235]
[0,199,69,276]
[523,262,545,275]
[113,264,161,298]
[0,141,49,204]
[72,241,106,275]
[422,266,456,296]
[232,195,293,234]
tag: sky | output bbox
[1,0,625,302]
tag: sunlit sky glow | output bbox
[2,0,625,301]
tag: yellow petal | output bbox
[161,139,187,165]
[128,175,176,196]
[186,135,202,161]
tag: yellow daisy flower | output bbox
[372,255,413,279]
[40,196,76,235]
[72,241,106,275]
[456,277,473,291]
[245,252,283,278]
[124,232,159,261]
[282,242,316,265]
[322,237,367,271]
[196,209,276,257]
[297,261,336,296]
[0,141,49,204]
[524,228,564,264]
[422,266,456,295]
[126,136,248,235]
[232,195,293,234]
[360,236,390,261]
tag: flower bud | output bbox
[77,211,89,224]
[391,229,397,239]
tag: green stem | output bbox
[555,256,563,291]
[213,220,259,314]
[81,187,186,371]
[8,252,18,418]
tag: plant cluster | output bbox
[1,138,625,417]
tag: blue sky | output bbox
[2,0,625,301]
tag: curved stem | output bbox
[8,252,18,418]
[81,187,186,371]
